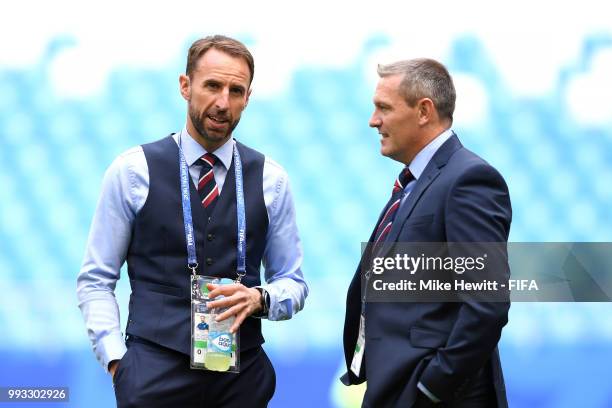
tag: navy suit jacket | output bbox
[342,135,512,408]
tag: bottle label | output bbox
[209,332,232,354]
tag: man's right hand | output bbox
[109,360,120,380]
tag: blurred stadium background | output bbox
[1,1,612,407]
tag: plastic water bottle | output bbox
[204,279,235,371]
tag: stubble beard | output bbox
[188,103,241,147]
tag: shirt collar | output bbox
[175,126,234,169]
[408,128,454,180]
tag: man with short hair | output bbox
[341,58,511,407]
[78,35,308,407]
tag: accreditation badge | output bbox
[190,275,240,373]
[350,314,366,377]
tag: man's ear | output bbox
[417,98,435,126]
[179,74,191,101]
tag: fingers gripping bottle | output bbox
[205,279,235,371]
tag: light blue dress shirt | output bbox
[401,128,454,204]
[77,127,308,371]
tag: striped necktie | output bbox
[198,153,219,215]
[373,167,415,244]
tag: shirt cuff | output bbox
[258,282,292,321]
[417,381,441,403]
[97,332,128,373]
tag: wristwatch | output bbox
[254,287,270,318]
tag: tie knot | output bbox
[392,167,414,194]
[199,153,217,168]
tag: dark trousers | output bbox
[414,363,496,408]
[114,338,276,408]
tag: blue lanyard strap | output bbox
[177,131,247,279]
[178,139,198,273]
[233,146,247,279]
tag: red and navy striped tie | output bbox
[374,167,415,244]
[198,153,219,215]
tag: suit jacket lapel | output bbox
[384,168,440,244]
[383,134,463,248]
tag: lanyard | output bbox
[177,130,247,282]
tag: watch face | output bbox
[259,288,269,312]
[264,291,270,309]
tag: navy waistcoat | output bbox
[125,135,269,355]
